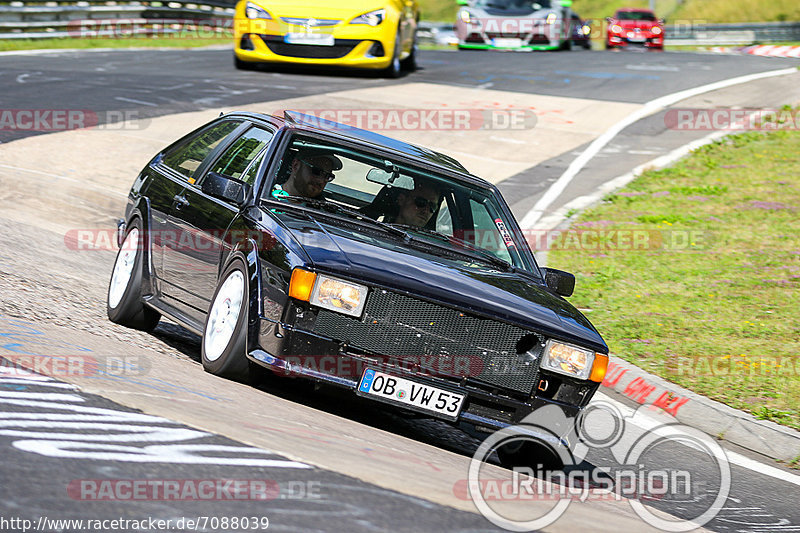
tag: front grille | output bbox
[261,37,359,59]
[313,289,544,394]
[280,17,340,27]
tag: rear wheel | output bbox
[202,259,250,381]
[107,220,160,331]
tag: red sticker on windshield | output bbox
[494,218,516,249]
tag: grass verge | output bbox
[548,125,800,430]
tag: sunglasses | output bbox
[299,159,336,182]
[413,196,438,213]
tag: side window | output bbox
[242,149,267,187]
[161,121,240,179]
[208,127,274,185]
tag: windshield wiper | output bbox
[275,195,412,240]
[390,224,514,271]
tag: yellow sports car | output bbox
[233,0,419,77]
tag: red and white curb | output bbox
[708,45,800,58]
[598,357,800,463]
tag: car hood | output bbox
[281,215,607,352]
[617,19,658,29]
[474,6,553,18]
[251,0,389,18]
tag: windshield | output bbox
[475,0,552,10]
[617,11,657,21]
[263,134,537,273]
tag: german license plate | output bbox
[627,33,645,42]
[492,38,523,48]
[358,369,465,419]
[285,33,334,46]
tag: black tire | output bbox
[107,219,160,331]
[400,31,418,71]
[382,29,402,78]
[201,258,250,381]
[234,54,257,71]
[497,440,564,472]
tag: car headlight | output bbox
[289,268,368,318]
[581,24,591,35]
[459,9,475,24]
[651,26,662,35]
[541,340,607,381]
[546,12,557,24]
[245,1,271,19]
[350,8,385,26]
[610,24,622,33]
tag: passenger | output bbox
[390,181,442,228]
[276,149,342,198]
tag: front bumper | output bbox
[234,18,397,69]
[248,309,600,432]
[607,34,663,48]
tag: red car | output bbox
[605,8,664,50]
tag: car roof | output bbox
[224,110,479,178]
[616,7,655,13]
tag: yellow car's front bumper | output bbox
[233,18,398,69]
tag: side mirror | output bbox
[456,0,468,5]
[542,267,575,297]
[560,0,573,6]
[201,171,250,206]
[605,17,612,23]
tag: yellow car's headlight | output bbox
[289,268,368,317]
[350,8,385,26]
[541,340,597,380]
[245,1,271,19]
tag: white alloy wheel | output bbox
[204,270,245,362]
[108,227,139,309]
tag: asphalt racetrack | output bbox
[1,46,799,532]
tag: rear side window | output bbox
[208,127,274,185]
[161,120,240,179]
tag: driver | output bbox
[277,149,343,198]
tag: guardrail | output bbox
[664,21,800,45]
[1,3,799,44]
[0,1,235,39]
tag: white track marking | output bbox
[596,392,800,487]
[520,67,798,228]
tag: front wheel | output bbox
[202,259,250,381]
[400,32,418,71]
[497,440,564,472]
[382,29,402,78]
[107,220,160,331]
[234,54,257,71]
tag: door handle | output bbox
[173,194,189,209]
